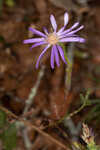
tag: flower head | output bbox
[23,12,85,69]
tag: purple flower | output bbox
[23,12,85,69]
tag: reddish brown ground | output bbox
[0,0,100,149]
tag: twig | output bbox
[23,65,45,114]
[22,127,32,150]
[0,106,69,150]
[15,121,32,150]
[59,89,91,123]
[58,101,86,125]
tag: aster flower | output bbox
[23,12,85,69]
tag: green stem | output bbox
[59,43,74,93]
[58,103,86,124]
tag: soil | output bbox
[0,0,100,149]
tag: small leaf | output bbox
[0,110,7,128]
[2,123,17,150]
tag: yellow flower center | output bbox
[47,33,59,45]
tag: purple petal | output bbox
[57,45,67,64]
[61,22,79,35]
[53,45,60,67]
[29,27,46,37]
[50,46,55,69]
[59,37,85,43]
[50,15,57,31]
[36,44,50,69]
[43,27,49,35]
[30,41,47,50]
[57,12,69,35]
[23,38,44,44]
[64,12,69,26]
[57,26,65,35]
[59,34,77,39]
[64,25,84,36]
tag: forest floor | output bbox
[0,0,100,150]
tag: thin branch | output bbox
[22,127,32,150]
[23,65,45,114]
[0,106,70,150]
